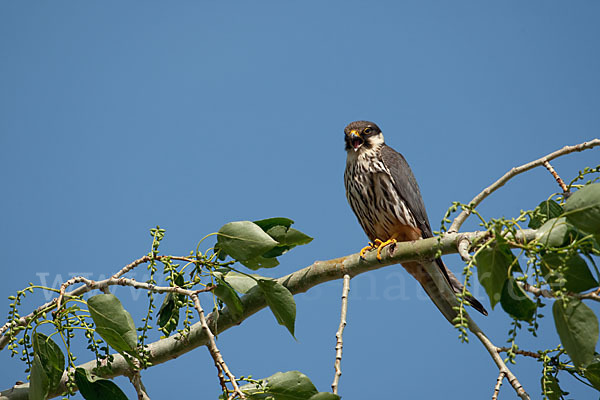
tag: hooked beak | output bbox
[348,130,364,151]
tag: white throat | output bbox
[346,133,385,163]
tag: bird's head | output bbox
[344,120,384,153]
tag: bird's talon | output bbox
[359,242,374,259]
[375,239,397,261]
[358,239,397,260]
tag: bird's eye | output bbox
[363,127,373,134]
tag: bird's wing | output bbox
[380,144,488,316]
[380,144,434,238]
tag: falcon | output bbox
[343,120,487,321]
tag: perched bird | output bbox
[343,120,487,321]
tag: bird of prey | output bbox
[343,120,487,321]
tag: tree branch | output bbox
[331,274,350,395]
[128,370,150,400]
[190,293,244,399]
[468,320,529,399]
[542,160,569,194]
[449,139,600,234]
[492,371,505,400]
[0,256,211,350]
[0,229,539,400]
[521,282,600,302]
[496,347,540,359]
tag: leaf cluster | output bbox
[464,182,600,396]
[4,217,317,399]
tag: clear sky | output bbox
[1,1,599,399]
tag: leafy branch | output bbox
[1,140,599,400]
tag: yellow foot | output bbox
[359,239,397,260]
[374,238,397,261]
[359,242,374,259]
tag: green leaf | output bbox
[308,393,341,400]
[217,221,279,261]
[254,219,313,259]
[500,278,536,322]
[157,293,181,336]
[258,279,296,337]
[541,253,598,293]
[575,228,600,255]
[265,226,313,247]
[32,333,65,394]
[535,217,571,247]
[261,226,313,259]
[241,255,280,270]
[265,371,318,400]
[237,382,265,398]
[214,276,244,320]
[254,217,295,231]
[564,183,600,234]
[29,354,49,400]
[553,299,599,368]
[262,245,294,259]
[529,199,564,229]
[475,244,517,309]
[157,273,185,336]
[214,243,228,261]
[87,294,138,354]
[583,356,600,391]
[74,368,128,400]
[237,371,336,400]
[222,271,260,294]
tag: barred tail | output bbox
[402,260,488,324]
[436,258,488,316]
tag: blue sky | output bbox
[1,1,599,399]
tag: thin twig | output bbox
[53,275,212,314]
[112,255,198,280]
[0,254,159,339]
[331,274,350,395]
[470,322,529,399]
[579,291,600,302]
[520,282,553,299]
[190,293,245,399]
[112,255,153,279]
[492,371,505,400]
[457,234,472,262]
[449,139,600,234]
[0,255,210,348]
[542,161,569,194]
[521,282,600,302]
[496,347,540,359]
[128,370,150,400]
